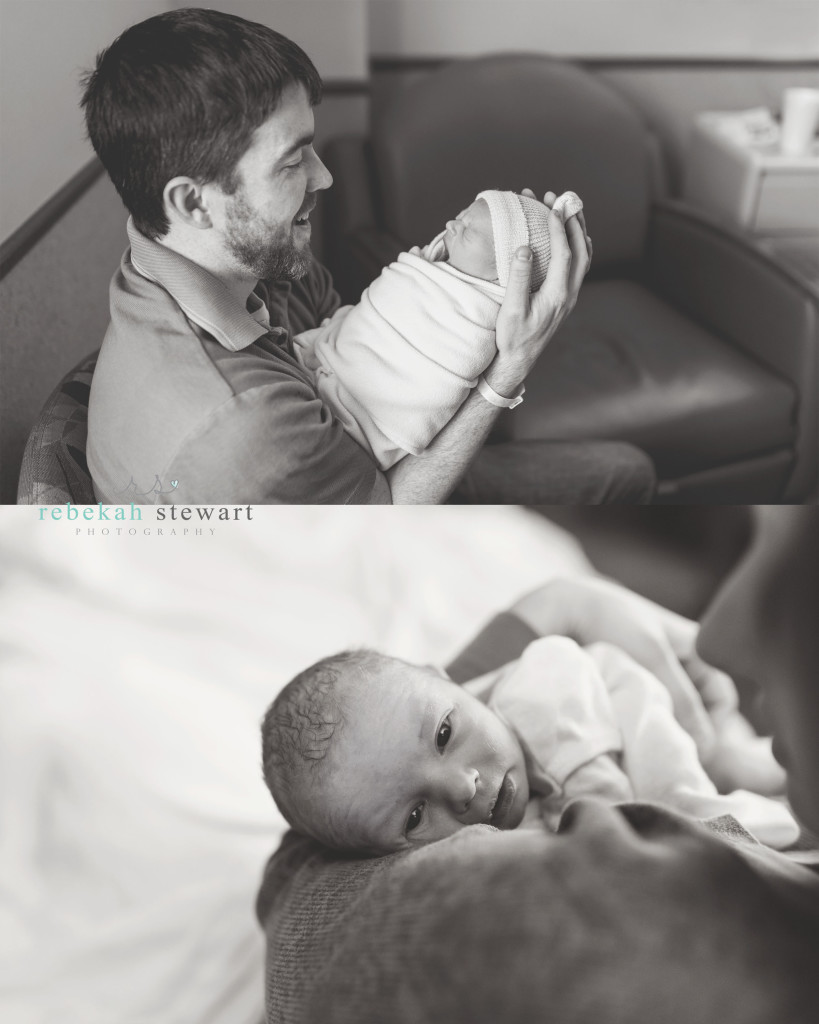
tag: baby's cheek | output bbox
[480,236,497,274]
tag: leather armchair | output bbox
[322,55,818,502]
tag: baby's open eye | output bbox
[436,716,452,751]
[406,805,423,833]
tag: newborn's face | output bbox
[321,660,529,853]
[443,199,498,281]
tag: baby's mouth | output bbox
[487,772,516,827]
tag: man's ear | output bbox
[163,177,213,229]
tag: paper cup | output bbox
[780,87,819,156]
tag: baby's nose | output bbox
[447,768,479,810]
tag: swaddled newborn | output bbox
[261,636,799,855]
[293,190,583,469]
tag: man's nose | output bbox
[307,149,333,191]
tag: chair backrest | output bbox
[372,55,654,269]
[17,351,98,505]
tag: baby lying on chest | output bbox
[261,636,798,856]
[293,190,583,469]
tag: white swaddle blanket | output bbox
[293,238,504,469]
[485,636,799,849]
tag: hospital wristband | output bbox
[477,375,525,409]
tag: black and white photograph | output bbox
[1,3,819,1024]
[1,0,817,505]
[1,505,819,1023]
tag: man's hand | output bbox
[510,576,738,757]
[512,575,787,795]
[385,189,591,503]
[483,190,592,399]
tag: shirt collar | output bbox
[126,217,273,352]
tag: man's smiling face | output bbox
[215,81,333,281]
[311,658,530,854]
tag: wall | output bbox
[368,0,819,60]
[0,175,129,502]
[0,0,168,245]
[167,0,368,80]
[367,0,819,194]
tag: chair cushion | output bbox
[373,55,653,270]
[506,280,796,477]
[17,351,98,505]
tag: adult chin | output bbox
[252,242,313,282]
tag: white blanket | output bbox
[0,507,589,1024]
[488,637,798,848]
[293,245,504,469]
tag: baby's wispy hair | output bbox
[260,648,390,833]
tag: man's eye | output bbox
[436,717,452,751]
[406,805,423,833]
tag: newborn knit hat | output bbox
[476,190,583,291]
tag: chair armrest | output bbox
[646,200,818,499]
[647,199,819,379]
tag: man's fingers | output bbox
[660,615,740,722]
[499,246,534,319]
[576,209,591,246]
[641,638,718,756]
[577,210,593,264]
[536,209,572,305]
[564,211,591,291]
[521,188,557,209]
[561,209,593,274]
[682,656,740,723]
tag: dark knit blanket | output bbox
[256,808,819,1024]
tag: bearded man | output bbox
[82,7,653,504]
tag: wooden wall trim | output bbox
[0,158,105,280]
[371,55,819,73]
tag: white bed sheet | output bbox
[0,506,590,1024]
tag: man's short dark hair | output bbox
[80,7,322,239]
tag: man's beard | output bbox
[224,191,313,282]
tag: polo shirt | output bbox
[87,218,391,504]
